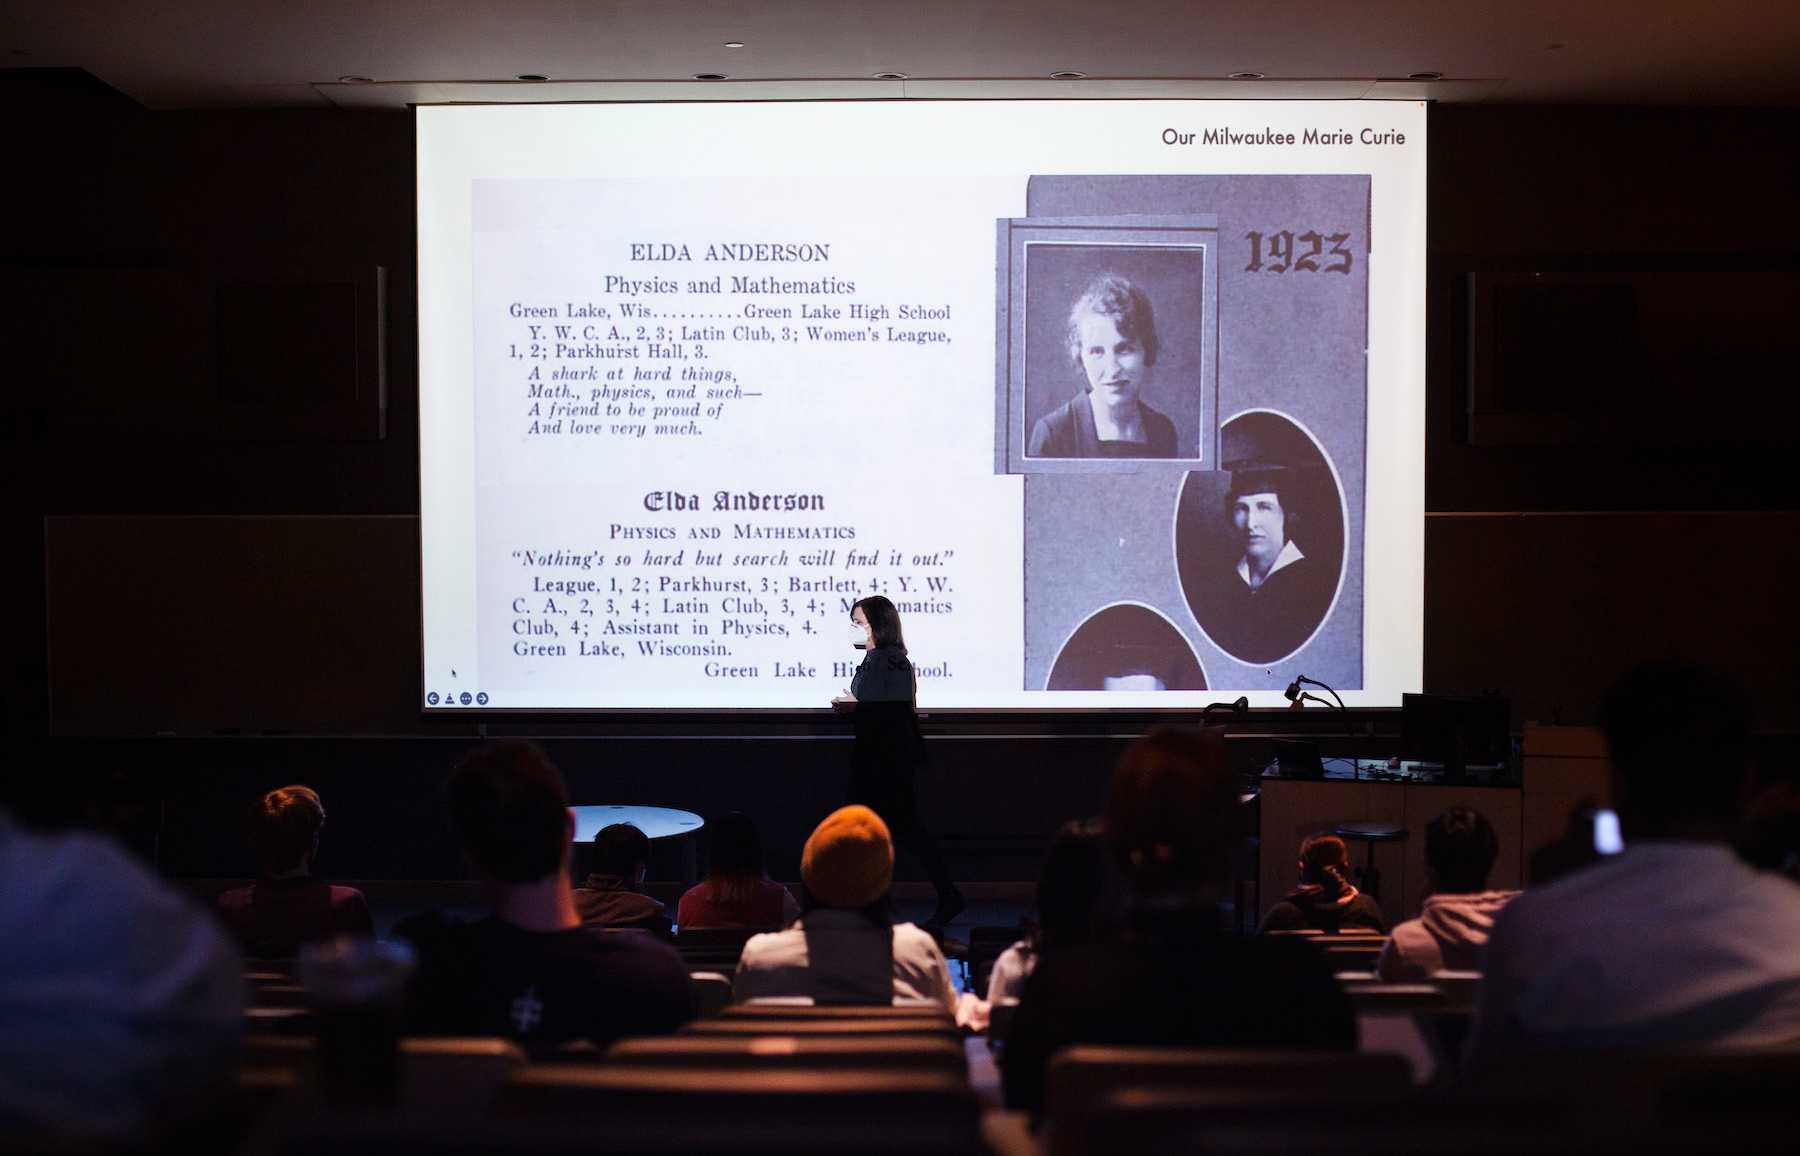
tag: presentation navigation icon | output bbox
[476,692,489,705]
[459,691,473,705]
[427,692,440,705]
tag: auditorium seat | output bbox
[605,1033,967,1075]
[674,926,766,970]
[1088,1087,1800,1156]
[1324,941,1386,968]
[685,1016,960,1041]
[1084,1088,1573,1156]
[1342,981,1448,1015]
[242,1036,527,1115]
[721,1002,953,1022]
[1467,1047,1800,1125]
[688,970,733,1017]
[250,981,312,1008]
[487,1066,985,1152]
[1045,1046,1413,1156]
[987,998,1019,1047]
[245,1005,316,1034]
[1428,968,1481,1009]
[965,925,1021,994]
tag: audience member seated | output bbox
[395,742,691,1051]
[1526,797,1607,886]
[215,784,373,958]
[677,810,801,930]
[1740,775,1800,883]
[987,819,1112,1003]
[1258,832,1388,934]
[574,821,673,937]
[1003,728,1356,1116]
[1377,806,1518,981]
[1465,661,1800,1071]
[0,808,243,1143]
[734,805,957,1010]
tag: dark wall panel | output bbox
[8,88,1800,880]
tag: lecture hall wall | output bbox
[5,72,1797,878]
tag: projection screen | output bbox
[418,100,1426,711]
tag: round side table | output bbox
[571,805,704,882]
[1332,820,1407,901]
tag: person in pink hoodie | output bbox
[1377,807,1518,980]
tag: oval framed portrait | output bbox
[1045,602,1208,692]
[1174,409,1347,665]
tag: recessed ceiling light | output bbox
[1407,71,1443,81]
[723,41,745,49]
[1228,71,1265,80]
[337,75,374,84]
[516,74,549,82]
[1049,70,1087,80]
[693,73,729,81]
[874,71,908,80]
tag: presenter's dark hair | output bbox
[1066,273,1160,369]
[1105,727,1239,893]
[1599,659,1751,831]
[249,785,326,876]
[1424,807,1499,893]
[448,740,569,883]
[594,822,652,877]
[852,595,906,651]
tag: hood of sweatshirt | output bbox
[1416,890,1519,952]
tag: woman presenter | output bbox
[832,596,964,929]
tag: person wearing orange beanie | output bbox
[734,806,956,1009]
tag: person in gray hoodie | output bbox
[1377,807,1518,980]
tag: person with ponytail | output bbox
[1258,833,1387,934]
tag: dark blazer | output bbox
[1027,395,1179,458]
[848,646,925,805]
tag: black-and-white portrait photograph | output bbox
[995,216,1219,474]
[1045,602,1208,692]
[1015,176,1370,692]
[1175,411,1346,666]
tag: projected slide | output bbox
[418,102,1426,710]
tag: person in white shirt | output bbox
[735,805,956,1011]
[1465,662,1800,1071]
[1378,806,1519,981]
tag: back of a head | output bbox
[1424,807,1499,893]
[1599,660,1752,835]
[1036,819,1110,948]
[448,741,569,884]
[593,822,652,878]
[250,785,325,877]
[1298,833,1353,892]
[706,810,765,880]
[801,805,894,910]
[1105,727,1240,895]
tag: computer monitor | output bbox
[1401,693,1510,777]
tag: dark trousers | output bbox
[849,773,956,904]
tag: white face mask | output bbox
[850,623,871,649]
